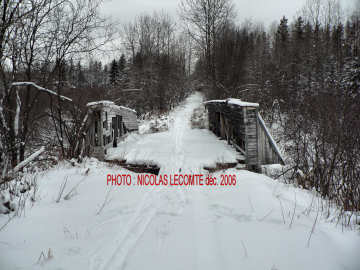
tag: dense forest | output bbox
[1,0,359,215]
[182,0,360,212]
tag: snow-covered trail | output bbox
[107,92,240,170]
[92,93,224,270]
[96,92,360,270]
[1,92,360,270]
[164,92,203,172]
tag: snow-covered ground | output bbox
[1,92,359,270]
[107,93,241,171]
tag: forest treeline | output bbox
[0,1,190,170]
[184,0,359,213]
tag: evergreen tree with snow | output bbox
[274,16,290,100]
[290,16,305,97]
[275,16,290,67]
[109,59,119,86]
[119,54,126,73]
[76,61,87,88]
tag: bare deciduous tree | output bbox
[0,0,114,178]
[179,0,235,80]
[301,0,343,27]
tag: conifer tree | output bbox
[76,61,86,88]
[119,54,126,73]
[274,16,290,100]
[109,59,119,86]
[275,16,290,68]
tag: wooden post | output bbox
[243,108,248,166]
[99,110,104,147]
[256,107,260,169]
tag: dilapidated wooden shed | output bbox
[205,99,284,170]
[85,101,138,160]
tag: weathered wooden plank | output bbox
[257,113,285,165]
[86,101,138,160]
[206,99,283,169]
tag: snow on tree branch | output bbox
[14,90,21,137]
[11,82,73,102]
[11,146,45,174]
[0,146,46,185]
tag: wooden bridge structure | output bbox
[204,99,285,171]
[85,101,138,160]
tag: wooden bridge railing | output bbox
[257,113,285,165]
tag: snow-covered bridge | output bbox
[205,98,285,171]
[1,92,359,270]
[103,95,285,173]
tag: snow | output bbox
[138,114,171,134]
[14,90,21,137]
[87,101,136,113]
[11,82,73,102]
[227,98,259,107]
[107,93,240,169]
[10,146,45,175]
[261,164,285,178]
[204,98,259,107]
[117,106,137,114]
[0,93,359,270]
[87,101,115,107]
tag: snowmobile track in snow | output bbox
[89,94,203,270]
[89,186,160,270]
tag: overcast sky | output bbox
[101,0,356,27]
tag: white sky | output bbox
[101,0,356,27]
[98,0,356,61]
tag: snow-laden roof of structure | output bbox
[87,100,136,113]
[87,100,114,107]
[204,98,259,107]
